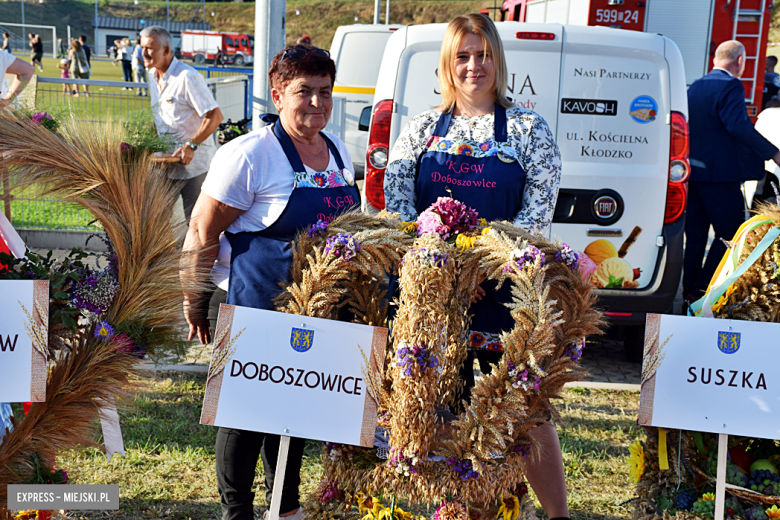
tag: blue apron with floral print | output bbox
[226,122,360,311]
[415,104,526,348]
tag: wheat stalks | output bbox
[208,327,246,381]
[642,333,671,383]
[358,343,384,406]
[19,301,48,357]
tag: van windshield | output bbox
[336,31,394,87]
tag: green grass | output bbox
[52,373,641,520]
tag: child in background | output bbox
[58,57,72,95]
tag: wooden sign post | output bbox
[639,313,780,520]
[200,304,388,520]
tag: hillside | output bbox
[0,0,484,50]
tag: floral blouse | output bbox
[384,106,562,235]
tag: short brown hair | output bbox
[438,14,512,112]
[268,43,336,92]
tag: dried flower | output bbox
[389,447,419,476]
[316,480,341,504]
[511,444,530,458]
[566,339,584,362]
[506,361,541,390]
[69,268,120,316]
[416,197,478,240]
[412,247,450,268]
[497,493,521,520]
[396,343,439,377]
[324,233,360,261]
[507,244,545,271]
[307,219,329,238]
[323,442,342,461]
[94,321,115,341]
[555,243,579,270]
[435,500,468,520]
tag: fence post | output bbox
[1,158,11,221]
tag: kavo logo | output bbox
[717,331,741,354]
[291,328,314,352]
[561,98,618,116]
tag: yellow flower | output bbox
[628,440,645,484]
[456,233,479,250]
[497,492,521,520]
[357,493,384,517]
[698,493,716,502]
[15,512,38,520]
[478,218,488,226]
[766,505,780,519]
[398,221,418,235]
[481,226,492,235]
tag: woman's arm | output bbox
[181,193,245,344]
[384,112,439,220]
[1,58,34,106]
[512,112,562,237]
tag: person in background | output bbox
[115,38,133,88]
[140,26,222,223]
[384,13,570,520]
[214,46,224,68]
[181,42,355,520]
[0,38,34,106]
[69,39,91,97]
[131,39,148,97]
[763,55,780,111]
[58,53,72,95]
[2,33,12,55]
[753,97,780,206]
[684,40,780,305]
[79,35,92,67]
[296,35,312,45]
[29,33,43,72]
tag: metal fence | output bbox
[8,73,250,231]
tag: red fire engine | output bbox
[497,0,773,118]
[180,30,254,66]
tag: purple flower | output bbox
[324,233,360,262]
[555,243,580,270]
[566,340,584,362]
[412,247,450,268]
[307,219,329,238]
[512,444,530,458]
[446,457,479,480]
[94,321,115,341]
[388,447,419,476]
[396,343,438,377]
[120,142,132,153]
[31,112,53,125]
[319,481,341,503]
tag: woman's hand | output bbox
[184,297,211,345]
[472,284,486,303]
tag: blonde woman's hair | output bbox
[438,14,512,113]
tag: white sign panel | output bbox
[0,280,49,402]
[639,314,780,439]
[200,305,387,448]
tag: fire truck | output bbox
[497,0,773,118]
[180,30,254,66]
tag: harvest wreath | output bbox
[0,109,186,518]
[267,197,603,519]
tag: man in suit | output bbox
[684,40,780,304]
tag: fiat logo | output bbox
[593,196,618,219]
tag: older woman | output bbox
[182,44,358,520]
[384,14,570,520]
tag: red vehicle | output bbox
[180,30,254,66]
[498,0,773,119]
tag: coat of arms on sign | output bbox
[291,328,314,352]
[717,331,740,354]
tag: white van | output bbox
[329,24,405,177]
[363,23,690,360]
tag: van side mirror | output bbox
[358,106,372,131]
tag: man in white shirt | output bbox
[140,25,223,222]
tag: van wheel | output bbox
[623,325,645,363]
[195,53,205,64]
[233,55,244,66]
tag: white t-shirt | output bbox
[149,58,219,180]
[202,125,355,290]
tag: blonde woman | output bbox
[383,14,569,520]
[69,39,91,97]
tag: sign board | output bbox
[0,280,49,402]
[200,304,387,448]
[639,313,780,439]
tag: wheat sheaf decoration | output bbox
[0,108,196,510]
[277,200,604,518]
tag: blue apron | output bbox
[226,122,360,310]
[416,104,527,346]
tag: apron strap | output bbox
[494,103,507,142]
[433,103,508,141]
[273,121,346,173]
[321,133,346,171]
[433,109,453,137]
